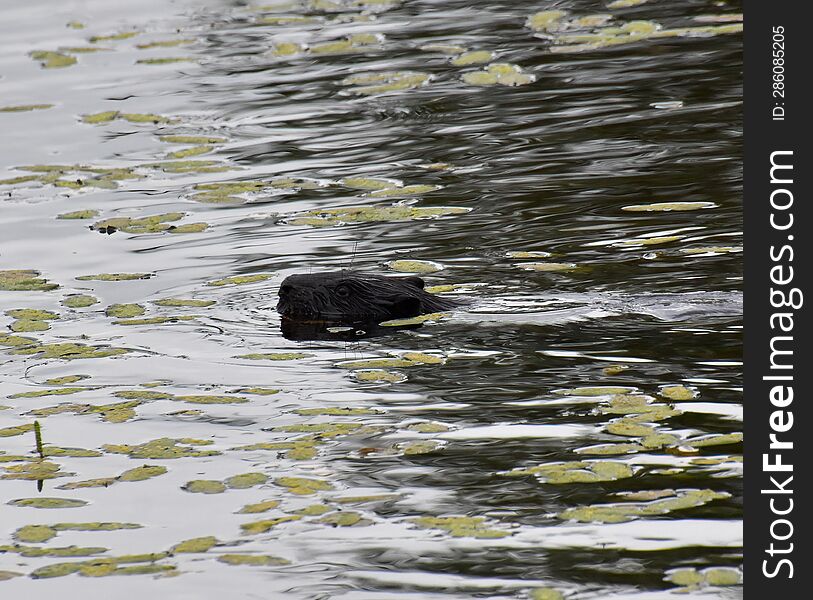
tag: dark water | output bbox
[1,0,742,597]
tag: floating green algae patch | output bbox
[235,352,311,360]
[103,438,220,459]
[57,210,100,220]
[43,446,102,458]
[285,205,470,227]
[30,51,77,68]
[166,145,212,159]
[106,304,146,318]
[665,566,742,590]
[217,554,289,566]
[76,273,151,281]
[10,387,85,398]
[225,472,268,489]
[605,420,655,437]
[527,10,568,32]
[295,407,377,416]
[450,50,494,66]
[5,308,58,322]
[501,460,633,484]
[89,31,140,43]
[137,38,195,49]
[114,390,173,400]
[171,536,218,553]
[341,71,430,95]
[0,270,58,291]
[461,63,536,87]
[386,259,443,274]
[686,433,743,448]
[207,274,272,286]
[82,111,174,125]
[575,442,644,456]
[8,498,88,509]
[0,544,107,558]
[0,424,36,437]
[529,588,565,600]
[659,385,696,400]
[118,465,168,482]
[622,201,717,212]
[379,311,451,327]
[231,440,320,461]
[1,461,69,481]
[159,134,227,144]
[240,515,301,534]
[411,516,511,538]
[11,341,125,362]
[275,476,333,495]
[114,315,198,325]
[10,319,50,332]
[237,500,280,514]
[182,480,227,494]
[145,159,230,174]
[519,262,579,272]
[274,422,363,437]
[353,369,407,383]
[0,104,54,112]
[30,555,176,579]
[0,334,40,348]
[317,511,370,527]
[154,298,215,307]
[29,400,142,423]
[337,357,423,369]
[43,374,90,385]
[339,175,401,190]
[557,386,635,397]
[137,57,197,65]
[91,213,206,235]
[558,488,730,523]
[174,395,249,404]
[237,387,280,395]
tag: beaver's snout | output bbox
[276,271,459,322]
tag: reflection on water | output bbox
[1,0,742,597]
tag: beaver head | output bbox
[276,271,460,321]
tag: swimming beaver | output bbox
[276,271,460,321]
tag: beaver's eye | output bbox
[335,285,350,298]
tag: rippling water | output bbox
[1,0,742,598]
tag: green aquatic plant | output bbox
[8,498,88,509]
[235,352,311,360]
[103,438,220,459]
[237,500,280,514]
[171,536,218,553]
[0,104,54,112]
[207,274,272,286]
[275,476,334,495]
[182,480,227,494]
[411,515,511,538]
[285,205,469,227]
[76,273,151,281]
[239,515,301,534]
[217,554,289,566]
[558,488,730,523]
[341,71,431,95]
[0,270,58,291]
[29,51,77,68]
[106,304,146,318]
[502,460,633,484]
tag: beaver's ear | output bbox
[402,277,425,289]
[390,295,422,318]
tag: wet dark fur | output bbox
[276,271,460,321]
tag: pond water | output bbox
[1,0,743,598]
